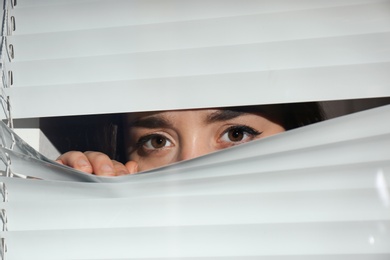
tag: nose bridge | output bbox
[177,132,211,162]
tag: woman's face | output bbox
[125,108,285,172]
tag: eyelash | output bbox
[220,125,262,143]
[135,134,172,150]
[133,125,261,154]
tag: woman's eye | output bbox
[139,134,172,150]
[220,126,261,143]
[227,128,245,142]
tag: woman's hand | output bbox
[56,151,138,176]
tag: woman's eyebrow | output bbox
[205,110,250,123]
[128,116,172,128]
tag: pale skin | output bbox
[56,108,285,176]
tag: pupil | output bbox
[152,136,166,148]
[229,129,243,141]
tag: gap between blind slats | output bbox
[2,105,389,182]
[2,105,390,183]
[8,2,390,62]
[4,127,389,180]
[10,0,387,34]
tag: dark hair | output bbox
[275,102,326,130]
[40,102,325,163]
[40,114,125,161]
[223,102,325,130]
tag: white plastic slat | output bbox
[4,0,390,119]
[10,0,386,34]
[1,161,389,201]
[13,0,97,8]
[3,189,388,231]
[3,222,390,259]
[5,62,390,118]
[26,256,390,260]
[9,32,390,87]
[8,2,390,62]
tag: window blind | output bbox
[0,0,389,259]
[2,0,390,118]
[0,101,389,259]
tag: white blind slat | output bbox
[11,0,386,34]
[4,189,387,231]
[5,62,390,118]
[9,31,390,87]
[2,161,388,201]
[8,2,390,62]
[3,0,390,118]
[4,222,390,259]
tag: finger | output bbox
[55,159,64,165]
[112,160,130,176]
[84,151,116,176]
[125,161,139,174]
[56,151,93,174]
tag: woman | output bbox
[56,102,325,176]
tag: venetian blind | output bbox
[2,0,390,118]
[0,0,389,259]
